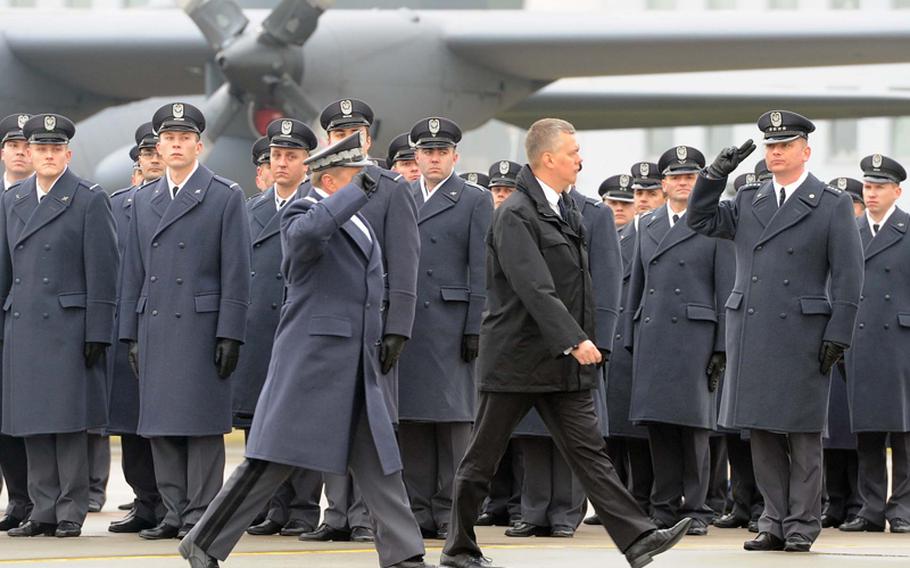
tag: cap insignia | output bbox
[499,161,509,175]
[676,146,687,161]
[639,162,650,177]
[281,120,293,136]
[17,115,28,129]
[837,178,847,190]
[428,118,440,136]
[770,111,782,128]
[172,104,184,119]
[340,99,353,116]
[872,154,883,168]
[620,174,630,188]
[44,115,56,131]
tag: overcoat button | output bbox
[779,313,787,319]
[176,278,183,284]
[16,245,22,250]
[151,310,158,316]
[42,313,48,319]
[859,323,865,329]
[615,334,621,339]
[783,280,790,286]
[644,317,651,323]
[271,303,278,309]
[276,273,282,279]
[178,242,185,248]
[150,276,157,282]
[651,260,658,265]
[787,248,794,254]
[671,317,678,323]
[424,301,430,308]
[752,276,758,282]
[366,303,372,309]
[152,242,159,248]
[648,289,655,295]
[13,312,19,318]
[674,288,681,295]
[175,313,181,318]
[756,245,763,251]
[13,278,20,284]
[747,308,755,315]
[43,244,50,251]
[884,323,890,329]
[42,278,49,284]
[430,237,438,243]
[427,269,433,276]
[885,267,891,272]
[678,260,685,266]
[885,294,891,301]
[254,243,261,248]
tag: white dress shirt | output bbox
[420,171,454,203]
[666,204,686,228]
[166,161,200,200]
[772,169,809,207]
[535,177,563,217]
[274,188,294,211]
[313,187,372,243]
[3,173,20,190]
[36,167,67,203]
[867,204,897,237]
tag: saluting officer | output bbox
[630,162,665,217]
[251,136,273,192]
[398,116,492,539]
[107,122,166,535]
[688,110,863,552]
[1,114,118,538]
[0,113,33,532]
[488,160,521,210]
[387,133,420,183]
[179,133,430,568]
[841,155,910,534]
[598,174,635,228]
[119,102,251,540]
[625,145,734,536]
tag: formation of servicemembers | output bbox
[0,102,908,565]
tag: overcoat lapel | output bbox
[417,175,460,224]
[865,208,909,261]
[254,189,300,246]
[750,181,776,229]
[756,175,821,246]
[152,165,213,240]
[645,206,670,246]
[15,168,78,246]
[652,211,696,259]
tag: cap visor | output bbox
[604,193,634,202]
[414,139,456,149]
[662,167,701,176]
[862,174,899,185]
[763,133,804,144]
[327,118,371,131]
[158,121,199,133]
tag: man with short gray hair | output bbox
[440,118,690,568]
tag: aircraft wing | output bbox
[498,86,910,130]
[441,11,910,80]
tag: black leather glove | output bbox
[214,338,242,379]
[461,334,480,363]
[597,348,610,368]
[380,334,408,375]
[352,170,378,196]
[819,340,847,375]
[706,352,726,393]
[128,341,140,378]
[705,139,757,179]
[84,342,107,369]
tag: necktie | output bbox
[873,223,880,235]
[558,197,568,219]
[778,187,786,208]
[172,186,180,198]
[672,214,679,226]
[277,199,286,210]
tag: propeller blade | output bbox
[202,82,245,144]
[260,0,332,47]
[271,74,319,122]
[182,0,249,52]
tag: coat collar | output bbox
[13,168,80,246]
[250,187,277,230]
[306,186,373,260]
[415,174,463,225]
[515,166,581,240]
[252,186,301,245]
[149,164,214,239]
[650,206,696,259]
[754,173,823,246]
[864,206,909,261]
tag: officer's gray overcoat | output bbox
[846,208,910,433]
[231,187,299,426]
[119,165,251,437]
[625,206,734,429]
[397,175,492,422]
[688,174,863,433]
[0,168,118,436]
[244,185,402,476]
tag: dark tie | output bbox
[778,187,786,208]
[672,214,679,225]
[873,223,880,235]
[173,186,180,198]
[558,197,568,219]
[278,199,286,209]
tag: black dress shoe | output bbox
[435,525,449,540]
[475,512,510,527]
[625,518,692,568]
[139,522,180,540]
[439,553,502,568]
[279,519,313,536]
[743,531,785,551]
[784,533,813,552]
[351,526,375,542]
[686,519,709,536]
[0,515,23,531]
[648,516,670,529]
[582,514,602,526]
[389,555,434,568]
[8,520,56,537]
[420,526,437,539]
[109,513,156,533]
[748,520,759,533]
[178,524,195,539]
[890,518,910,533]
[55,521,81,538]
[504,521,550,537]
[299,523,350,542]
[839,516,884,532]
[714,513,749,529]
[247,519,283,535]
[118,501,135,511]
[550,526,574,538]
[178,538,220,568]
[820,513,843,529]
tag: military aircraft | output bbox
[4,0,910,191]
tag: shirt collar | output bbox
[313,186,329,200]
[535,176,563,215]
[420,170,454,201]
[165,161,200,198]
[772,169,809,203]
[867,203,897,234]
[3,173,19,189]
[274,186,295,211]
[666,203,686,227]
[36,167,67,198]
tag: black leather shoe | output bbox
[178,524,195,539]
[299,523,350,542]
[648,516,670,529]
[351,526,375,542]
[55,521,81,538]
[118,501,134,511]
[435,525,449,540]
[109,513,156,533]
[475,512,511,527]
[279,519,313,536]
[439,553,503,568]
[247,519,283,535]
[743,531,785,551]
[582,514,602,526]
[504,521,550,537]
[784,533,813,552]
[686,519,709,536]
[178,537,220,568]
[8,520,56,537]
[839,516,884,532]
[714,513,749,529]
[139,522,180,540]
[890,518,910,533]
[625,518,692,568]
[550,526,574,538]
[0,515,23,531]
[389,556,434,568]
[748,519,759,533]
[820,513,843,529]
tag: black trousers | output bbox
[647,423,713,525]
[445,390,655,558]
[725,434,763,522]
[707,436,729,515]
[823,448,860,523]
[606,436,654,514]
[120,433,162,523]
[0,434,31,520]
[856,432,910,526]
[480,441,522,521]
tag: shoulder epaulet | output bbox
[738,182,762,193]
[377,168,403,182]
[213,174,241,190]
[135,178,158,191]
[462,181,486,193]
[110,186,134,198]
[824,185,844,196]
[77,181,102,192]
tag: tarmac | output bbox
[0,438,907,567]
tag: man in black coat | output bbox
[440,118,689,568]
